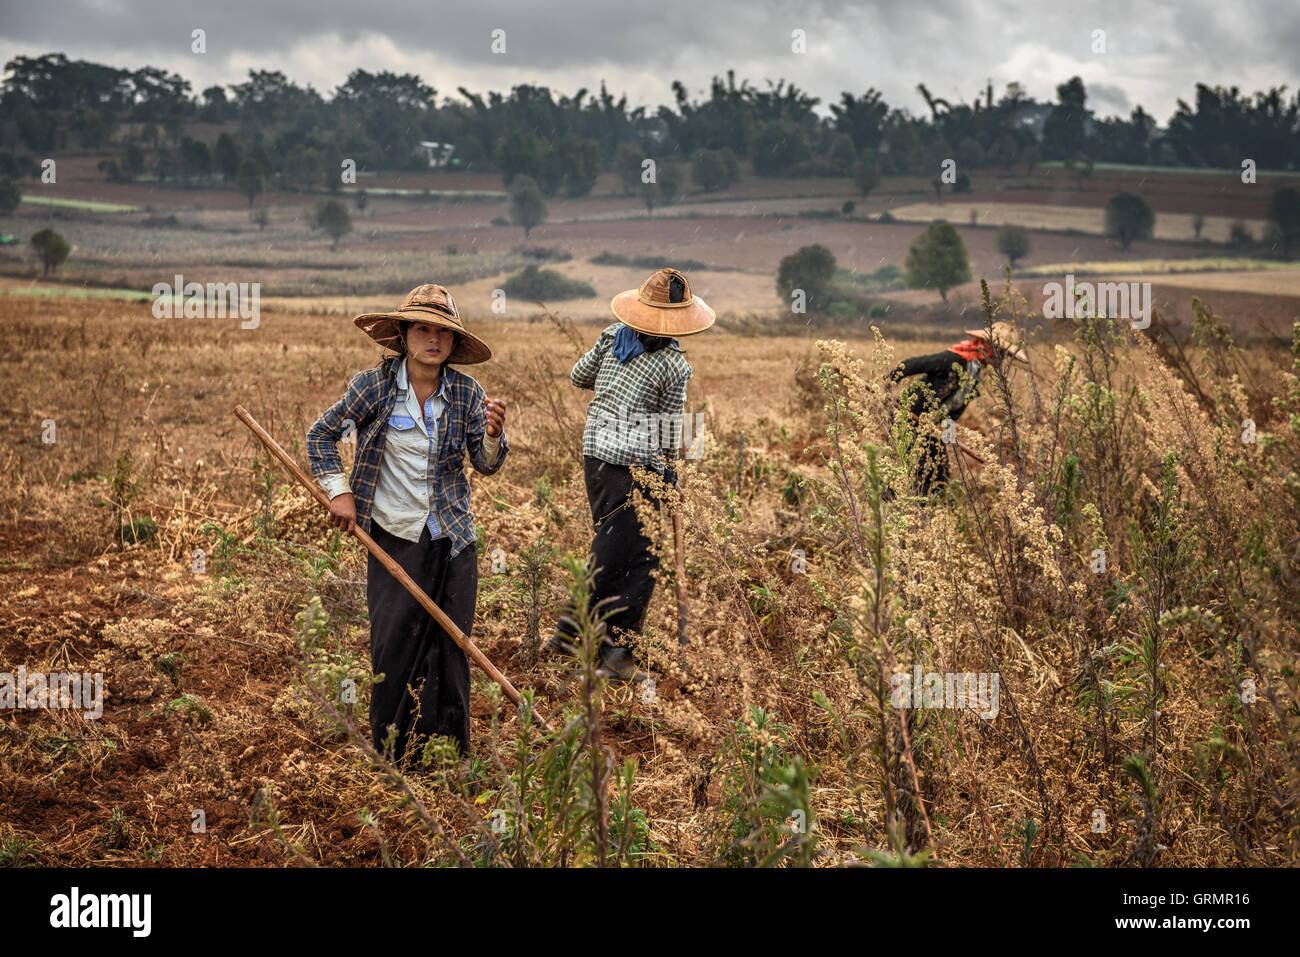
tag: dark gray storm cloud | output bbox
[0,0,1295,122]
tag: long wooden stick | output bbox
[955,438,987,464]
[233,405,550,731]
[671,446,688,646]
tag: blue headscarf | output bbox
[613,324,678,363]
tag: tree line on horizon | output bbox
[1,52,1298,200]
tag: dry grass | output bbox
[1,283,1297,867]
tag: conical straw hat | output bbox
[353,284,492,364]
[963,320,1028,364]
[610,267,715,337]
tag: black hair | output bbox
[636,331,672,352]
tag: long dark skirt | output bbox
[366,522,477,763]
[555,456,663,661]
[913,431,951,496]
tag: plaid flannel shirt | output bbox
[571,322,692,470]
[307,355,508,558]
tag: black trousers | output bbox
[556,456,662,658]
[366,522,476,763]
[899,404,963,497]
[914,431,950,496]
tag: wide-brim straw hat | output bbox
[353,284,492,364]
[964,320,1028,364]
[610,267,715,337]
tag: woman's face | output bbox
[405,322,456,367]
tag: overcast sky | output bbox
[1,0,1296,124]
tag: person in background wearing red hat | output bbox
[549,268,715,681]
[888,321,1028,497]
[307,284,508,765]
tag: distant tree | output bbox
[692,148,739,192]
[639,173,660,217]
[615,142,646,196]
[0,153,19,179]
[995,224,1031,268]
[312,198,352,250]
[559,136,601,198]
[955,136,985,169]
[830,88,889,154]
[992,131,1021,167]
[154,148,175,183]
[657,163,681,206]
[931,176,943,198]
[246,141,273,178]
[16,108,56,152]
[179,136,211,186]
[355,189,368,215]
[905,220,971,302]
[75,110,108,149]
[325,155,343,193]
[1074,154,1095,186]
[283,145,325,190]
[880,118,923,174]
[1192,213,1205,240]
[495,130,545,189]
[509,174,547,238]
[198,85,231,123]
[1104,192,1155,250]
[251,207,269,232]
[953,172,972,193]
[96,157,126,182]
[842,200,856,218]
[828,133,857,174]
[639,162,680,217]
[237,159,263,206]
[31,228,70,276]
[776,243,837,313]
[1022,142,1042,175]
[1042,76,1088,163]
[1164,83,1299,168]
[214,133,241,182]
[1266,187,1300,260]
[1228,220,1254,249]
[122,143,145,180]
[852,156,881,199]
[751,120,812,176]
[0,178,20,213]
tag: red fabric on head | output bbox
[950,338,995,362]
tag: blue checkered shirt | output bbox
[572,322,692,470]
[307,356,508,557]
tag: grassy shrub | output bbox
[503,263,596,300]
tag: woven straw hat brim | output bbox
[353,307,492,364]
[610,289,716,337]
[963,327,1028,364]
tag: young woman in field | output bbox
[307,284,508,764]
[888,320,1027,495]
[549,267,714,680]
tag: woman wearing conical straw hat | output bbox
[887,320,1027,497]
[306,284,509,764]
[549,268,715,681]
